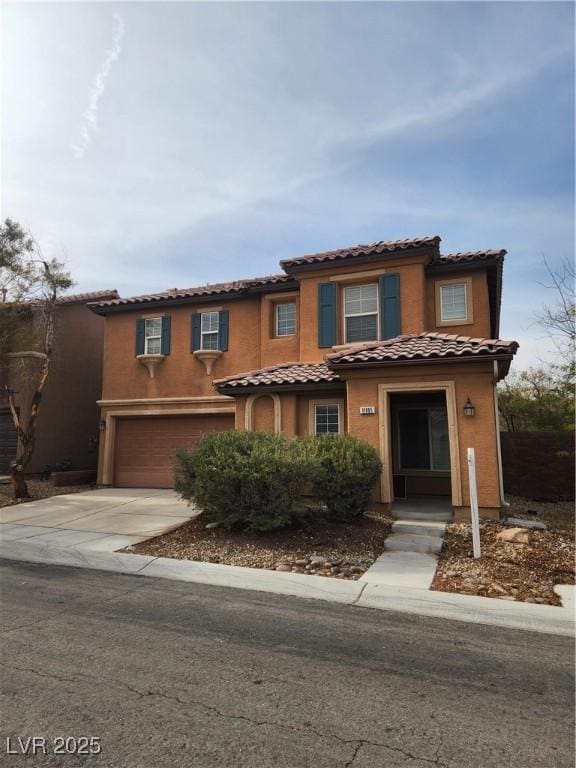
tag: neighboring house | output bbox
[0,290,119,475]
[90,236,518,519]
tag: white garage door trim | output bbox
[101,407,235,486]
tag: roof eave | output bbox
[215,381,345,395]
[425,256,503,274]
[281,244,440,275]
[88,280,299,316]
[329,353,516,372]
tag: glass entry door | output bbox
[398,406,450,472]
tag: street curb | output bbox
[1,540,573,637]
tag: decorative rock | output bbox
[489,583,506,594]
[496,527,530,544]
[294,559,308,567]
[310,556,325,566]
[330,566,340,575]
[205,522,219,529]
[350,565,364,574]
[275,564,292,572]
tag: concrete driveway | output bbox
[0,488,194,552]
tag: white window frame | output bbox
[436,277,473,326]
[200,311,220,350]
[310,400,343,436]
[440,283,467,322]
[144,317,162,355]
[343,283,379,344]
[275,302,297,337]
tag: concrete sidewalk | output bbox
[0,499,573,636]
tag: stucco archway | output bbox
[245,393,282,434]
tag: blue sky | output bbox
[2,1,574,369]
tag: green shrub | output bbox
[305,435,382,521]
[176,430,312,532]
[174,447,197,500]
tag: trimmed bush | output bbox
[304,435,382,521]
[174,447,197,500]
[175,430,312,532]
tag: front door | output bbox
[391,393,451,499]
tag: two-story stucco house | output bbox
[0,289,119,476]
[90,236,518,520]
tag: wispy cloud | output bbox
[71,12,124,159]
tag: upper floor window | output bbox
[314,403,341,435]
[144,317,162,355]
[435,277,473,326]
[440,283,467,322]
[201,311,220,350]
[344,284,378,343]
[275,302,296,337]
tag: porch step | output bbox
[392,509,452,523]
[385,533,443,555]
[391,520,447,536]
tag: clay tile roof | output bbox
[326,332,518,368]
[57,289,119,305]
[214,361,341,391]
[434,249,506,265]
[90,274,294,311]
[280,236,441,270]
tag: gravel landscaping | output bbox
[127,508,393,580]
[0,479,95,508]
[432,496,575,606]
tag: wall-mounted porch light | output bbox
[463,398,475,417]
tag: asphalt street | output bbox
[0,559,573,768]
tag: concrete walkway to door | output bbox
[0,489,194,553]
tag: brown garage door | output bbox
[114,414,234,488]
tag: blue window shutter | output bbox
[380,273,401,339]
[191,313,201,351]
[218,310,229,351]
[318,283,337,348]
[161,315,171,355]
[135,318,145,356]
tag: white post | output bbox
[467,447,481,559]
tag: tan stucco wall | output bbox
[101,297,264,400]
[4,302,108,473]
[252,394,276,432]
[425,269,492,338]
[296,254,430,362]
[343,362,501,512]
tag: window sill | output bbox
[437,317,473,327]
[136,354,165,379]
[193,348,223,375]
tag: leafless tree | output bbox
[1,219,73,499]
[536,256,575,370]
